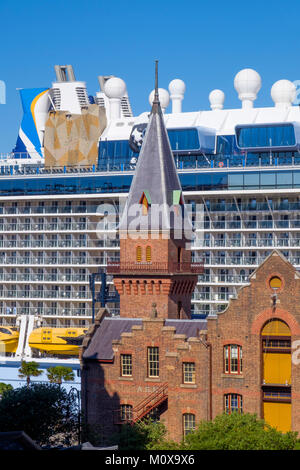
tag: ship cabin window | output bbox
[236,124,296,149]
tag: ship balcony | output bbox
[107,261,204,274]
[192,239,300,249]
[1,306,93,317]
[0,289,92,300]
[194,219,300,231]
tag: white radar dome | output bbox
[149,88,170,110]
[271,79,296,108]
[234,68,262,108]
[209,89,225,110]
[104,77,126,99]
[168,79,186,96]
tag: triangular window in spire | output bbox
[139,191,151,216]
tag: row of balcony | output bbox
[203,202,300,212]
[0,273,111,283]
[0,289,91,300]
[198,274,249,284]
[193,292,235,301]
[193,239,300,248]
[2,307,92,316]
[0,204,103,215]
[202,255,300,266]
[194,220,300,230]
[0,239,119,249]
[0,255,120,266]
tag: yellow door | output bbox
[263,402,291,432]
[263,352,291,384]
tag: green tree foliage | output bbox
[0,382,13,397]
[46,366,75,387]
[181,412,298,450]
[112,419,179,451]
[0,383,78,446]
[18,361,43,387]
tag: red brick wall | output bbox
[81,318,209,444]
[207,252,300,432]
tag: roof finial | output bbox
[154,60,159,101]
[152,60,160,111]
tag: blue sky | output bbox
[0,0,300,152]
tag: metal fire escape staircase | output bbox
[114,383,168,425]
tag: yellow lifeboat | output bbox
[28,327,88,356]
[0,326,19,353]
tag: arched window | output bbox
[224,394,243,414]
[224,344,242,375]
[146,246,152,262]
[136,246,142,262]
[183,413,195,436]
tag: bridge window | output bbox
[236,124,295,149]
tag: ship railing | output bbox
[0,239,120,249]
[0,289,91,300]
[192,292,236,302]
[0,255,115,265]
[197,274,249,284]
[194,220,300,230]
[3,151,300,177]
[1,307,93,316]
[1,204,101,215]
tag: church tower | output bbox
[108,62,203,319]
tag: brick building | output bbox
[80,69,300,442]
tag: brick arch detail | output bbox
[251,307,300,336]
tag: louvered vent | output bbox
[51,88,61,110]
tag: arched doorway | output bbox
[261,318,291,432]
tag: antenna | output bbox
[154,60,159,104]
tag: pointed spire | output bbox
[152,60,160,114]
[119,60,193,239]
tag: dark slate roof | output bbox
[83,318,142,361]
[82,317,207,361]
[118,92,193,237]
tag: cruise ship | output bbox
[1,64,300,386]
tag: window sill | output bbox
[145,377,160,382]
[221,374,244,379]
[118,376,133,381]
[180,383,197,388]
